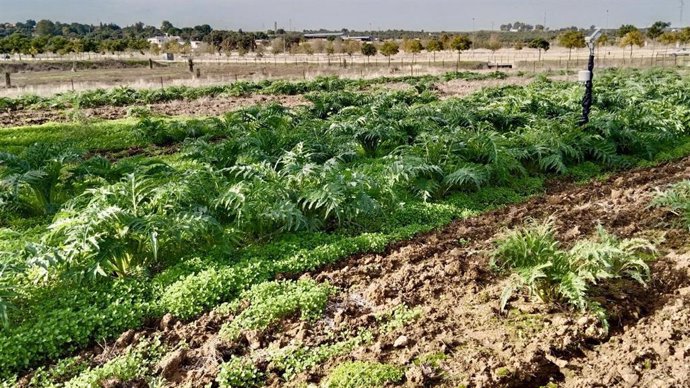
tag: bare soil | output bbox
[0,94,307,127]
[14,155,690,388]
[436,77,533,98]
[2,59,156,73]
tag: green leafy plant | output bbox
[0,264,17,328]
[219,279,333,341]
[267,330,373,381]
[216,356,263,388]
[35,172,222,278]
[0,143,80,215]
[492,220,655,313]
[376,304,422,333]
[651,180,690,227]
[62,337,164,388]
[324,361,404,388]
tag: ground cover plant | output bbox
[1,68,690,382]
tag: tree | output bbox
[311,39,325,54]
[271,37,285,54]
[486,34,502,60]
[29,36,49,55]
[597,34,610,47]
[404,39,423,64]
[681,27,690,44]
[204,30,230,53]
[35,19,56,36]
[301,42,314,55]
[618,24,638,38]
[659,31,679,46]
[325,41,335,56]
[620,30,645,57]
[160,20,175,35]
[647,21,671,41]
[426,38,442,62]
[5,33,30,59]
[450,35,472,72]
[558,30,585,60]
[380,40,399,66]
[361,42,377,62]
[46,36,70,54]
[528,38,550,61]
[343,40,361,56]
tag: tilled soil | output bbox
[16,158,690,388]
[436,77,532,98]
[1,76,534,128]
[0,94,307,127]
[292,158,690,388]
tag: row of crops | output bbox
[0,71,508,112]
[1,68,690,381]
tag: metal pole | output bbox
[580,44,595,125]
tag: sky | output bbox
[0,0,684,31]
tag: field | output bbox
[1,66,690,388]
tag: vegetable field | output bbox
[1,68,690,387]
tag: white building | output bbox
[147,35,185,47]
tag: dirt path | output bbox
[0,94,307,128]
[15,158,690,387]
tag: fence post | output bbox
[4,72,10,88]
[149,58,154,69]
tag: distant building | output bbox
[344,35,375,42]
[303,33,374,42]
[304,32,346,40]
[148,35,203,50]
[147,34,184,47]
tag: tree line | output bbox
[0,18,687,58]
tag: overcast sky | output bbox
[0,0,684,31]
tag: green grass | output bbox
[0,119,140,154]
